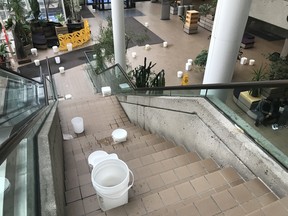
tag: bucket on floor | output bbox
[71,117,84,133]
[67,43,73,51]
[91,159,134,211]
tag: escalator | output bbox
[0,60,58,216]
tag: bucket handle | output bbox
[97,169,134,199]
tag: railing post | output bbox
[40,66,49,106]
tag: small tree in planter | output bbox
[128,57,165,88]
[249,64,267,97]
[170,0,178,15]
[267,52,288,80]
[0,43,10,68]
[193,49,208,72]
[6,0,32,61]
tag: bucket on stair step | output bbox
[91,158,134,211]
[71,117,84,134]
[88,151,118,168]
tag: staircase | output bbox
[59,94,288,216]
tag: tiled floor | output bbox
[15,1,288,215]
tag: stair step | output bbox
[128,167,242,215]
[246,196,288,216]
[117,141,176,161]
[126,146,188,169]
[129,158,221,200]
[129,176,275,216]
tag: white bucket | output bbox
[55,56,61,64]
[91,159,134,211]
[67,43,73,51]
[112,129,127,143]
[71,117,84,133]
[88,151,119,168]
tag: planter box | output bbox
[198,15,214,32]
[170,6,178,15]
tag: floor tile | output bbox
[65,187,82,203]
[194,196,221,216]
[65,200,85,216]
[159,187,181,205]
[83,195,100,214]
[142,193,165,213]
[212,190,238,211]
[175,181,196,200]
[160,170,179,185]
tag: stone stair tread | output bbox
[128,167,242,215]
[176,178,278,216]
[117,141,177,161]
[246,196,288,216]
[129,161,226,201]
[126,146,188,168]
[131,176,276,216]
[60,94,284,216]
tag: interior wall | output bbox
[249,0,288,30]
[38,103,65,216]
[118,95,288,197]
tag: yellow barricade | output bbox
[58,19,91,51]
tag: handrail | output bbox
[102,63,288,92]
[1,66,43,85]
[96,63,137,89]
[0,104,54,165]
[134,80,288,91]
[0,56,58,164]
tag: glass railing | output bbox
[85,51,135,94]
[0,60,57,216]
[84,59,288,169]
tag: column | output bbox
[111,0,126,71]
[280,38,288,59]
[202,0,252,100]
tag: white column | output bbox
[280,38,288,59]
[202,0,252,99]
[111,0,126,71]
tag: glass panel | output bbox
[0,68,47,145]
[204,88,288,168]
[84,50,288,168]
[0,103,54,216]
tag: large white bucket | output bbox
[91,159,134,211]
[71,117,84,133]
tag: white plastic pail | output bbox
[91,159,134,211]
[67,43,73,51]
[71,117,84,133]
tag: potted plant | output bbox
[199,3,212,16]
[128,57,165,88]
[249,64,267,97]
[6,0,32,61]
[267,52,288,80]
[0,43,12,69]
[0,43,9,63]
[194,49,208,72]
[170,0,178,15]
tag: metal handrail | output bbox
[0,57,58,165]
[96,63,288,92]
[134,80,288,91]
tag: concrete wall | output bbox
[38,103,65,216]
[118,95,288,197]
[249,0,288,30]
